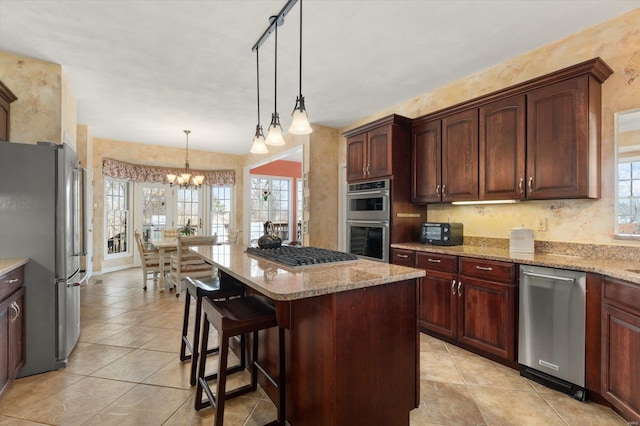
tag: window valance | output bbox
[102,158,235,185]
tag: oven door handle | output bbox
[346,189,389,197]
[346,219,389,226]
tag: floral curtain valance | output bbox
[102,158,235,185]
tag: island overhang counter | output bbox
[191,244,426,426]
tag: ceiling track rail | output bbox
[251,0,299,52]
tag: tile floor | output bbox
[0,268,630,425]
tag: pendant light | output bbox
[167,130,205,189]
[250,46,268,154]
[288,0,312,135]
[265,16,286,146]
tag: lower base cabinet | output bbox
[1,266,25,397]
[602,277,640,423]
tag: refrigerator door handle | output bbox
[73,167,87,256]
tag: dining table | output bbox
[148,237,178,291]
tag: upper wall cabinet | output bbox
[0,80,18,142]
[344,114,412,182]
[412,57,613,203]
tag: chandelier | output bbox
[166,130,204,189]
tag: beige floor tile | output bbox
[142,357,194,390]
[451,351,535,391]
[420,350,465,384]
[1,376,134,425]
[162,394,243,426]
[82,383,191,425]
[0,371,84,415]
[97,325,167,348]
[101,308,160,326]
[80,305,129,322]
[138,328,183,353]
[420,333,448,352]
[411,380,486,426]
[78,320,132,343]
[469,385,566,426]
[243,398,278,425]
[0,415,49,425]
[90,349,176,382]
[64,343,132,376]
[540,391,629,426]
[137,311,185,329]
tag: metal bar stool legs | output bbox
[180,276,245,386]
[195,296,286,426]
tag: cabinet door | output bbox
[457,276,515,361]
[412,120,442,203]
[367,125,393,179]
[9,288,25,378]
[479,95,526,200]
[420,272,457,338]
[0,295,10,394]
[442,109,479,202]
[602,304,640,423]
[347,133,367,181]
[526,76,590,199]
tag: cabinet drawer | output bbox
[0,267,24,302]
[459,257,515,283]
[603,277,640,314]
[416,252,457,273]
[390,248,415,267]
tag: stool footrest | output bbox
[203,363,244,382]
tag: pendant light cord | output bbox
[298,0,302,97]
[274,21,278,114]
[256,47,261,123]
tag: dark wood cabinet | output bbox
[411,58,612,203]
[412,120,441,203]
[344,115,412,183]
[479,95,526,200]
[442,109,479,202]
[1,265,26,396]
[457,257,516,361]
[390,248,415,267]
[527,75,600,199]
[416,252,458,338]
[0,80,18,142]
[601,276,640,423]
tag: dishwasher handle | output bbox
[522,271,576,283]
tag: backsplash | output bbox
[464,236,640,262]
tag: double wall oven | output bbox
[346,179,390,262]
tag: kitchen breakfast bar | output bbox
[191,245,426,426]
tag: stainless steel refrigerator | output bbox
[0,141,86,377]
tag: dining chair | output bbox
[162,228,180,239]
[134,230,170,290]
[169,235,218,297]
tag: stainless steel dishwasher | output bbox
[519,265,587,400]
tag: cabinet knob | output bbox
[451,279,457,295]
[518,178,524,193]
[528,176,533,193]
[475,266,493,271]
[442,185,447,197]
[427,258,441,263]
[396,254,408,259]
[457,281,463,297]
[7,278,19,284]
[436,185,441,196]
[9,301,20,323]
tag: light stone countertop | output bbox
[0,258,29,277]
[391,242,640,285]
[192,245,425,301]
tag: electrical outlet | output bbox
[536,218,547,231]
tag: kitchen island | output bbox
[191,244,425,426]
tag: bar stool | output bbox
[195,295,286,426]
[180,274,245,386]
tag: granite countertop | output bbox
[0,258,29,277]
[191,245,425,301]
[391,242,640,285]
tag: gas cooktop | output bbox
[246,246,358,268]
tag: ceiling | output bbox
[1,1,638,155]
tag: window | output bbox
[211,185,233,243]
[141,186,167,240]
[617,160,640,235]
[105,178,130,257]
[177,188,199,229]
[250,177,291,242]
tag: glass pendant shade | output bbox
[250,125,269,154]
[289,96,312,135]
[167,173,177,184]
[265,113,285,146]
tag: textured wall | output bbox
[0,51,64,146]
[340,9,640,246]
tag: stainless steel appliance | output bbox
[346,179,391,262]
[518,265,587,400]
[420,222,463,246]
[246,246,358,267]
[0,141,86,377]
